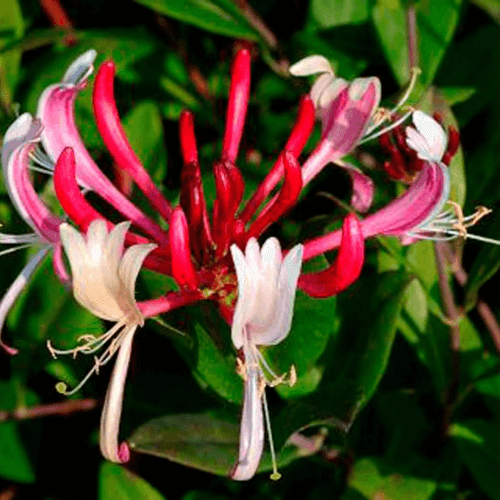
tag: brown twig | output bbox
[406,3,419,72]
[440,242,500,355]
[0,486,17,500]
[0,398,97,423]
[434,242,461,433]
[234,0,278,50]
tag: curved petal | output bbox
[118,243,157,325]
[302,162,449,260]
[289,55,332,76]
[230,244,248,349]
[299,214,364,297]
[230,344,264,481]
[37,52,168,244]
[2,114,61,242]
[222,48,251,163]
[0,246,50,354]
[406,110,447,162]
[92,60,172,222]
[342,163,375,213]
[251,243,303,346]
[99,325,136,463]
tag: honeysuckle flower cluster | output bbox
[0,46,495,480]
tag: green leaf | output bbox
[450,420,500,500]
[332,271,413,404]
[193,322,242,405]
[0,381,36,484]
[471,0,500,23]
[0,0,24,110]
[438,86,476,106]
[465,244,500,310]
[310,0,369,28]
[130,413,239,476]
[99,462,166,500]
[372,0,462,86]
[134,0,259,40]
[122,101,168,185]
[0,422,35,483]
[129,412,301,477]
[349,457,437,500]
[268,292,336,399]
[273,272,413,451]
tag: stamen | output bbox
[360,108,414,144]
[0,243,35,257]
[261,389,281,481]
[389,67,421,115]
[49,322,131,396]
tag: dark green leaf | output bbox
[122,101,168,185]
[349,457,437,500]
[465,244,500,310]
[99,462,166,500]
[450,420,500,500]
[134,0,259,40]
[372,0,462,86]
[129,412,301,476]
[268,292,335,399]
[310,0,369,28]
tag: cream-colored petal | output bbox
[59,222,90,281]
[289,55,332,76]
[118,243,156,325]
[230,244,248,349]
[86,219,109,267]
[99,325,136,463]
[104,221,131,280]
[411,110,447,162]
[251,244,303,346]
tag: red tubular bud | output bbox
[298,213,364,297]
[246,152,302,239]
[180,160,213,261]
[222,48,251,163]
[442,126,460,166]
[224,161,245,213]
[239,95,315,224]
[179,110,199,165]
[170,207,199,290]
[383,160,405,181]
[93,60,172,222]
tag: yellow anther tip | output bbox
[55,382,67,394]
[270,472,282,481]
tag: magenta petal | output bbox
[36,51,168,245]
[303,162,449,260]
[343,163,374,213]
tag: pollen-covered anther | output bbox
[448,201,492,238]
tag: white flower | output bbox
[405,110,447,163]
[229,237,303,481]
[49,220,156,463]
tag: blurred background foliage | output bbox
[1,0,500,498]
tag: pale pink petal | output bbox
[230,344,264,481]
[3,114,61,242]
